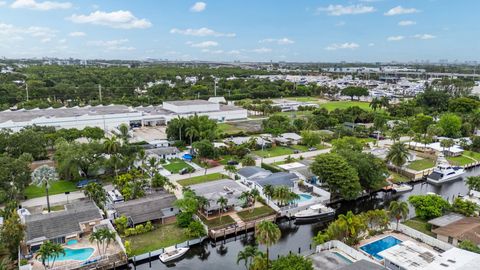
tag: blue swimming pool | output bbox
[47,247,94,262]
[294,193,313,203]
[359,236,402,260]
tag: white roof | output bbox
[278,162,306,171]
[424,248,480,270]
[379,241,438,270]
[280,133,302,140]
[208,97,227,103]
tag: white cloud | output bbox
[251,47,272,53]
[190,2,206,12]
[325,42,359,50]
[385,6,420,16]
[170,27,235,37]
[387,36,405,41]
[318,5,375,16]
[11,0,71,10]
[0,23,57,42]
[414,34,436,40]
[69,10,152,29]
[188,40,218,48]
[259,37,294,45]
[87,39,135,51]
[69,31,86,37]
[398,20,416,26]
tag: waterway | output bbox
[131,167,479,270]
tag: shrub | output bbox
[185,221,206,238]
[176,212,194,228]
[124,240,132,257]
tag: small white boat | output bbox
[426,154,465,186]
[392,184,413,193]
[294,203,335,222]
[159,246,189,263]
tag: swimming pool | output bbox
[359,236,402,260]
[294,193,313,203]
[66,239,78,245]
[47,247,94,262]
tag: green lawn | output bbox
[237,206,276,222]
[200,214,236,229]
[126,224,194,256]
[320,101,373,111]
[447,155,475,166]
[253,146,295,158]
[388,170,410,183]
[290,144,327,152]
[285,97,321,102]
[218,155,240,165]
[463,150,480,161]
[177,173,228,186]
[407,159,435,171]
[24,180,78,199]
[275,111,313,118]
[218,123,244,135]
[403,217,435,237]
[163,158,193,174]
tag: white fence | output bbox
[389,222,453,251]
[315,240,377,263]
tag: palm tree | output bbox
[249,189,260,213]
[389,201,409,231]
[35,241,65,269]
[100,228,117,254]
[369,98,381,111]
[237,245,260,270]
[89,230,104,255]
[118,124,130,143]
[104,136,121,177]
[31,165,58,212]
[273,186,291,206]
[224,164,238,178]
[336,211,366,245]
[255,221,281,268]
[386,142,410,173]
[186,126,199,146]
[197,195,211,216]
[239,191,251,208]
[263,184,275,201]
[84,182,107,210]
[242,155,256,167]
[217,196,228,221]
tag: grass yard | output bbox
[407,159,435,171]
[290,144,327,152]
[200,215,236,229]
[237,206,276,222]
[177,173,228,186]
[163,158,193,174]
[126,224,193,256]
[218,123,244,135]
[447,155,475,166]
[388,170,410,183]
[218,155,240,165]
[463,151,480,161]
[320,101,373,111]
[275,110,313,118]
[24,180,78,199]
[285,97,321,102]
[403,217,435,237]
[253,146,295,158]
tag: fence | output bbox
[388,222,453,251]
[315,240,376,263]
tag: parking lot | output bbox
[132,126,167,142]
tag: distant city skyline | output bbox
[0,0,478,62]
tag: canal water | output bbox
[132,167,479,270]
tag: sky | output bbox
[0,0,479,62]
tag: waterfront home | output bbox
[427,213,465,230]
[379,240,480,270]
[250,172,298,189]
[224,136,271,148]
[237,166,271,181]
[431,216,480,247]
[190,179,247,216]
[24,201,103,252]
[111,192,178,226]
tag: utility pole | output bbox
[214,79,217,96]
[98,84,102,102]
[26,83,29,101]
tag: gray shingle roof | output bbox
[237,166,271,178]
[113,192,177,225]
[25,201,103,244]
[339,260,384,270]
[147,147,180,156]
[252,172,297,187]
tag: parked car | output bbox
[293,150,300,154]
[369,132,385,140]
[308,147,317,151]
[227,160,239,165]
[76,179,99,188]
[179,167,195,175]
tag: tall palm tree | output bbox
[389,201,409,231]
[89,230,104,255]
[31,165,58,212]
[336,211,366,245]
[104,136,121,177]
[217,196,228,221]
[386,142,410,173]
[263,184,275,201]
[197,195,211,216]
[273,186,292,206]
[237,245,260,270]
[186,126,199,146]
[224,164,238,178]
[118,124,130,143]
[100,228,117,254]
[255,221,281,268]
[35,241,65,269]
[249,189,260,213]
[84,182,107,210]
[239,191,251,208]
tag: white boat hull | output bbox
[159,247,189,263]
[427,170,465,186]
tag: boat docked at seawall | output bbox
[293,203,335,222]
[159,246,189,263]
[426,154,465,186]
[392,183,413,193]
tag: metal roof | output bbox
[428,213,465,227]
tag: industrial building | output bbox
[0,99,247,132]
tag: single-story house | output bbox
[237,166,272,180]
[112,192,178,226]
[146,147,180,160]
[190,179,248,214]
[148,139,170,148]
[251,172,298,188]
[224,136,271,148]
[338,260,383,270]
[432,216,480,246]
[406,141,464,157]
[208,96,227,104]
[427,213,465,230]
[24,201,103,252]
[275,133,302,145]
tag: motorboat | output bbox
[426,154,465,186]
[294,203,335,222]
[159,246,189,263]
[392,183,413,193]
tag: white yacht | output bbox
[294,203,335,222]
[159,246,189,263]
[426,154,465,186]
